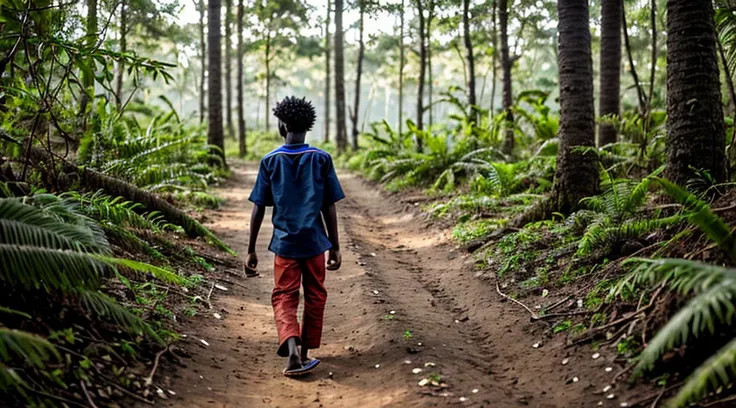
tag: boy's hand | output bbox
[327,249,342,271]
[245,253,259,276]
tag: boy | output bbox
[245,96,344,377]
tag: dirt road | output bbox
[152,161,632,408]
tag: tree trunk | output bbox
[324,0,331,143]
[198,0,206,123]
[490,0,497,115]
[350,1,365,151]
[208,0,225,166]
[334,0,348,153]
[237,0,246,158]
[416,0,426,138]
[462,0,477,124]
[225,0,234,139]
[499,0,514,155]
[598,0,622,147]
[115,1,127,109]
[399,0,405,135]
[265,32,271,132]
[551,0,599,213]
[427,0,434,129]
[665,0,726,185]
[622,7,646,113]
[80,0,98,115]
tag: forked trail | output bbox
[152,161,628,408]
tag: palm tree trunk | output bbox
[237,0,246,158]
[334,0,348,153]
[551,0,599,213]
[490,0,497,116]
[427,0,434,129]
[350,1,365,151]
[225,0,234,139]
[198,0,206,123]
[499,0,514,155]
[462,0,477,124]
[598,0,622,147]
[416,0,426,138]
[324,0,331,143]
[115,1,127,109]
[399,0,405,135]
[622,7,646,113]
[665,0,726,184]
[208,0,225,166]
[265,32,271,132]
[80,0,98,116]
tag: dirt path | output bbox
[152,161,636,408]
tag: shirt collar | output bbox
[282,143,309,150]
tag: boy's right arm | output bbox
[246,204,266,272]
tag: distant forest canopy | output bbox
[95,0,660,139]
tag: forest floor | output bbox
[140,160,653,408]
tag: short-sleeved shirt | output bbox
[248,144,345,259]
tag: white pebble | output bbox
[412,368,423,374]
[620,403,629,407]
[200,339,210,346]
[533,342,542,348]
[459,397,468,402]
[592,353,601,359]
[390,310,396,314]
[607,394,616,399]
[213,313,222,319]
[375,364,380,369]
[404,360,412,365]
[572,377,579,383]
[472,389,479,394]
[418,378,429,387]
[562,358,569,365]
[603,385,612,393]
[605,367,613,372]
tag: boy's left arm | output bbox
[322,203,341,270]
[322,157,346,271]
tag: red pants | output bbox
[272,254,327,357]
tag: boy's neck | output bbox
[284,133,307,145]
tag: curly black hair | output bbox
[272,96,317,133]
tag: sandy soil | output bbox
[144,161,646,408]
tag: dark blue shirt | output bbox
[248,144,345,259]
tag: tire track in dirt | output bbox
[145,161,623,408]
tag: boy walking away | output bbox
[245,96,344,377]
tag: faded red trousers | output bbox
[272,254,327,357]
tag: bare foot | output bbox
[285,354,302,372]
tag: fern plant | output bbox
[0,195,193,395]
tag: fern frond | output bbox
[94,254,185,286]
[0,329,59,368]
[0,245,106,290]
[76,290,162,343]
[669,336,736,408]
[654,178,736,261]
[0,199,110,254]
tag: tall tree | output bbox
[237,0,246,158]
[324,0,331,143]
[350,0,366,151]
[490,0,497,115]
[665,0,726,184]
[225,0,234,139]
[399,0,405,135]
[334,0,348,153]
[598,0,621,147]
[115,1,127,108]
[499,0,514,155]
[415,0,426,137]
[208,0,226,165]
[80,0,98,115]
[462,0,477,123]
[427,0,435,128]
[197,0,206,123]
[549,0,598,213]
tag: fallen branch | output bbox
[628,382,682,407]
[80,381,100,408]
[144,345,172,387]
[702,395,736,407]
[496,281,539,319]
[206,282,215,309]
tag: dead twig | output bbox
[206,282,215,309]
[702,394,736,407]
[144,345,172,387]
[628,382,683,407]
[496,281,539,319]
[80,381,100,408]
[611,364,634,384]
